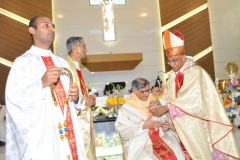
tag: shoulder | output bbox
[53,54,65,62]
[13,51,40,67]
[52,54,69,66]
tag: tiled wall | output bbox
[208,0,240,80]
[53,0,164,96]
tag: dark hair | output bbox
[66,37,83,54]
[29,16,40,28]
[29,16,40,42]
[132,78,149,91]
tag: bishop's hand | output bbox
[150,105,169,117]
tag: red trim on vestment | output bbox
[41,56,79,160]
[76,69,88,97]
[168,102,237,159]
[76,69,93,139]
[174,64,197,97]
[148,128,177,160]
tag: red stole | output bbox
[175,64,197,98]
[76,69,93,138]
[149,128,177,160]
[41,56,79,160]
[175,72,184,97]
[76,69,88,97]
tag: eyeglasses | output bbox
[167,55,182,65]
[79,44,86,48]
[138,89,151,94]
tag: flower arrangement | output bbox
[224,99,238,119]
[106,84,125,118]
[225,77,240,101]
[224,62,240,104]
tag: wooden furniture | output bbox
[81,53,143,72]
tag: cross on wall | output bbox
[90,0,126,41]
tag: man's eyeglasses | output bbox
[138,89,151,94]
[79,44,86,48]
[167,55,182,65]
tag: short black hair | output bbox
[29,16,40,28]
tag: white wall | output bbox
[53,0,165,96]
[208,0,240,80]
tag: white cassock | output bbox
[0,104,6,142]
[5,45,86,160]
[115,104,185,160]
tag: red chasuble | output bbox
[41,56,79,160]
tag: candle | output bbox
[221,80,226,89]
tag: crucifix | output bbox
[90,0,126,41]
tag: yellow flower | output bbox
[224,105,229,109]
[106,98,113,105]
[118,97,125,105]
[112,97,117,104]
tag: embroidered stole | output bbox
[76,69,93,138]
[76,69,88,97]
[41,56,79,160]
[148,129,177,160]
[175,72,184,97]
[174,64,197,98]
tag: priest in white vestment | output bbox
[5,16,86,160]
[65,36,96,160]
[115,78,185,160]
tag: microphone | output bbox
[155,76,162,88]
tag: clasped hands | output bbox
[41,67,79,102]
[142,100,170,131]
[142,114,170,132]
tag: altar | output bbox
[92,96,129,160]
[93,115,124,160]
